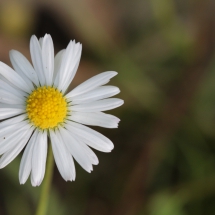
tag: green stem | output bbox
[35,141,54,215]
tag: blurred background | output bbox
[0,0,215,214]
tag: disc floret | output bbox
[26,86,67,129]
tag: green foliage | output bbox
[149,192,187,215]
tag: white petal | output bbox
[9,50,39,86]
[59,127,93,173]
[65,121,114,152]
[0,114,26,129]
[0,126,33,169]
[0,103,25,109]
[9,51,34,91]
[68,112,120,128]
[56,41,82,92]
[30,35,46,86]
[0,121,29,144]
[39,37,44,47]
[0,108,25,120]
[0,62,31,93]
[0,123,31,155]
[31,130,47,186]
[53,49,65,84]
[19,130,38,184]
[41,34,54,86]
[66,71,117,98]
[69,86,120,104]
[0,89,25,104]
[0,77,28,98]
[50,130,75,181]
[71,98,124,112]
[77,139,99,165]
[61,44,82,92]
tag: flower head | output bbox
[0,34,123,186]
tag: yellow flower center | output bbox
[26,86,67,129]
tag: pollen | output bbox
[26,86,67,129]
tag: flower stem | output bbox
[35,141,54,215]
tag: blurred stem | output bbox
[35,141,54,215]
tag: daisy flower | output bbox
[0,34,123,186]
